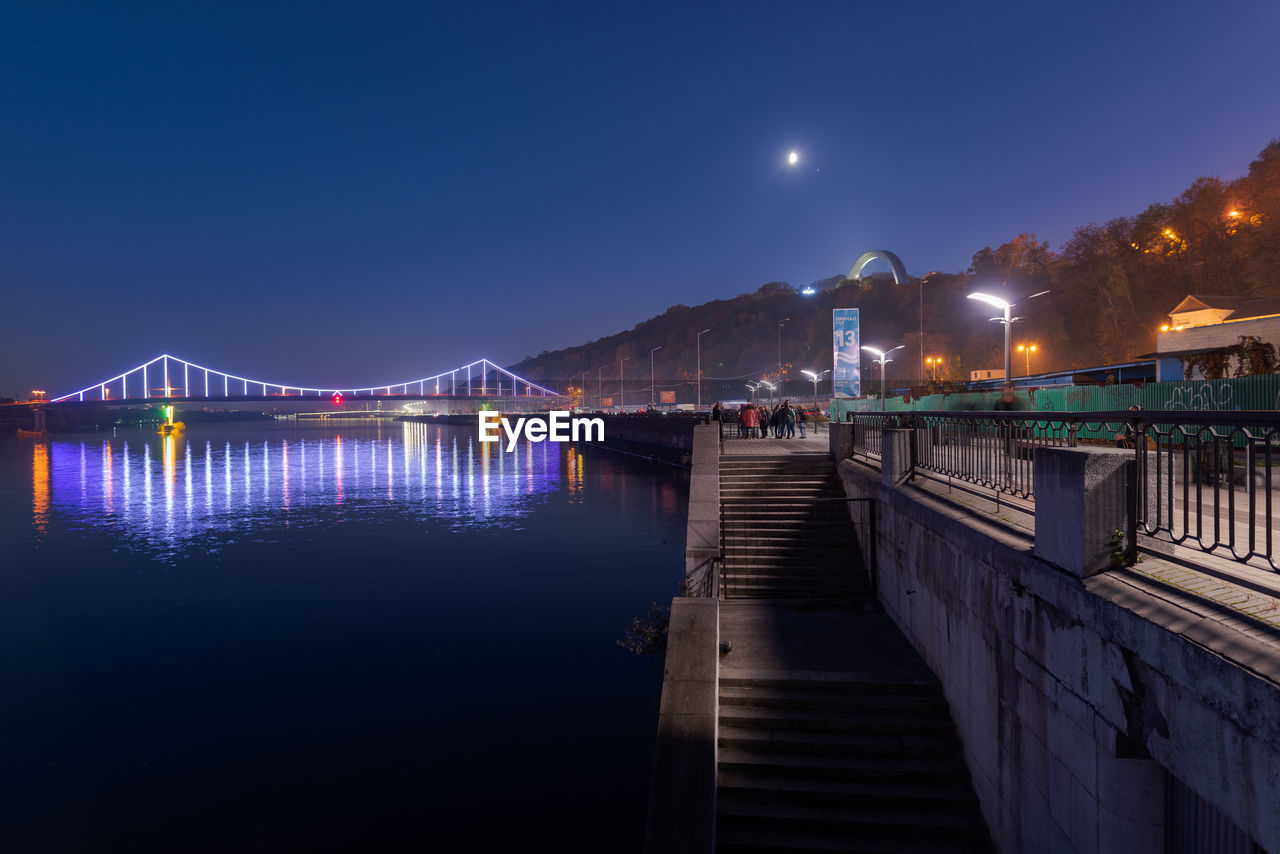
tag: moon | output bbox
[787,151,799,165]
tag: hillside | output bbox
[512,141,1280,397]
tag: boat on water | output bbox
[159,421,186,436]
[15,429,48,439]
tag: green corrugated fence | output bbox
[832,375,1280,420]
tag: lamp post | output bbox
[1017,343,1038,376]
[925,357,942,381]
[967,290,1049,390]
[861,345,905,411]
[620,356,630,410]
[598,365,605,409]
[696,328,711,411]
[650,346,664,407]
[759,380,776,406]
[801,369,829,409]
[745,382,758,403]
[777,317,789,396]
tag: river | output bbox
[0,420,688,852]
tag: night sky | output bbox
[4,1,1278,397]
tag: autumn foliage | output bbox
[513,141,1280,387]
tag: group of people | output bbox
[712,400,808,439]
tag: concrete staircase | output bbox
[714,452,991,852]
[715,673,991,853]
[719,453,870,599]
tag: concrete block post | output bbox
[829,422,855,461]
[881,428,914,488]
[1033,446,1132,578]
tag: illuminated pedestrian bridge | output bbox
[49,354,560,403]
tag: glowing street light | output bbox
[860,345,904,411]
[758,380,777,406]
[801,369,829,409]
[967,290,1049,390]
[650,345,664,407]
[1017,343,1038,376]
[745,382,759,404]
[777,317,789,393]
[620,356,631,410]
[696,328,712,411]
[925,356,944,380]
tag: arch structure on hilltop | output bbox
[847,250,907,285]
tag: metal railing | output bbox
[845,410,1279,572]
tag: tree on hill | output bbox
[511,139,1280,392]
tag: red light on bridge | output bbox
[332,392,343,406]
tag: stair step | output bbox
[720,676,939,694]
[721,568,862,576]
[715,825,988,853]
[716,798,987,839]
[718,686,948,716]
[717,772,978,812]
[719,706,956,737]
[716,743,971,777]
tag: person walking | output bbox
[757,405,769,439]
[784,401,796,438]
[798,407,808,438]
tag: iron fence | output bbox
[845,410,1280,572]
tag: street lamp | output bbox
[801,369,829,409]
[967,290,1049,389]
[650,345,664,407]
[758,380,777,406]
[620,356,630,410]
[861,345,905,411]
[745,382,758,403]
[925,356,943,381]
[696,328,711,411]
[777,317,790,395]
[1017,343,1038,376]
[598,365,605,409]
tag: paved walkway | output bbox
[721,429,828,456]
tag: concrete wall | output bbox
[646,424,721,853]
[644,597,718,854]
[684,424,720,596]
[836,457,1280,853]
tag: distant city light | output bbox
[801,286,816,295]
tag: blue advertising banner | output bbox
[832,309,860,398]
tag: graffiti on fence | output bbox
[1065,387,1094,410]
[1166,382,1234,411]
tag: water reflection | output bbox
[31,442,50,535]
[33,423,569,555]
